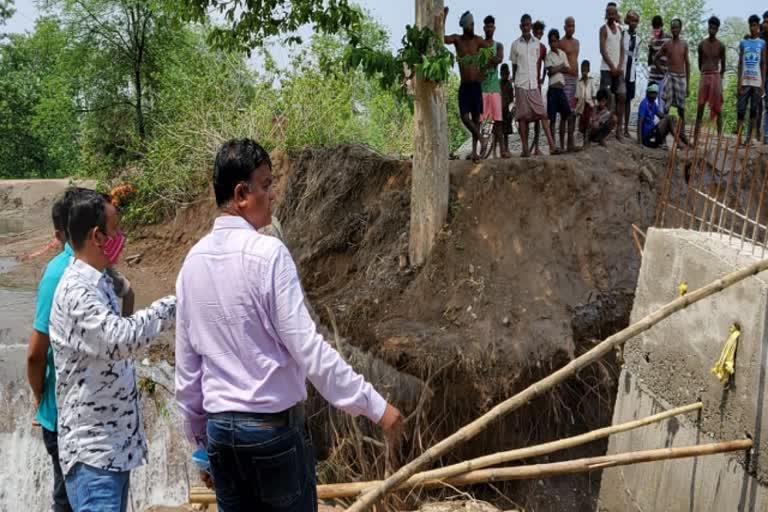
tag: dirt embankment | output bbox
[0,143,667,510]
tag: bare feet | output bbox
[532,148,542,156]
[520,151,531,158]
[623,129,630,138]
[566,144,576,153]
[616,132,623,142]
[599,139,608,147]
[501,150,512,159]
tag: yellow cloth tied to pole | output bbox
[712,324,741,384]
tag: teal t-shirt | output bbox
[481,42,501,93]
[32,243,74,432]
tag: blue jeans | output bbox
[42,428,72,512]
[64,463,130,512]
[207,411,317,512]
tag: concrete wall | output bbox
[599,228,768,511]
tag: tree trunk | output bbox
[409,0,449,267]
[134,58,145,142]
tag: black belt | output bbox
[207,403,305,428]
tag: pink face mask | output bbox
[101,231,126,265]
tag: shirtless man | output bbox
[559,17,579,151]
[694,16,726,143]
[655,19,690,131]
[445,9,493,162]
[599,2,626,141]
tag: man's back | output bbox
[175,216,306,415]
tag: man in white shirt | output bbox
[510,13,557,156]
[49,190,176,512]
[599,1,626,141]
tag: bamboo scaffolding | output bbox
[727,141,753,245]
[188,438,751,503]
[678,127,705,227]
[703,135,732,233]
[740,154,761,251]
[346,259,768,512]
[716,131,743,239]
[657,121,684,227]
[687,127,713,230]
[674,135,695,228]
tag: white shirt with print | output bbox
[49,258,176,475]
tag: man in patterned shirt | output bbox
[49,190,176,512]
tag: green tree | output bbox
[46,0,177,146]
[167,0,453,266]
[0,17,81,178]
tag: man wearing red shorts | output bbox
[694,16,725,144]
[481,15,511,158]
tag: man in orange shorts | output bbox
[694,16,726,144]
[481,15,511,158]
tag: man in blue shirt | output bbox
[26,188,134,512]
[737,15,767,145]
[637,82,688,148]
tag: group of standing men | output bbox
[444,5,768,160]
[28,141,403,512]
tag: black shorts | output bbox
[547,87,572,123]
[625,80,636,102]
[459,81,483,116]
[599,70,627,97]
[642,126,663,148]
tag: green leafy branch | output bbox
[344,24,455,92]
[458,46,494,70]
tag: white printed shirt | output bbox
[545,49,568,86]
[510,35,542,90]
[49,258,176,475]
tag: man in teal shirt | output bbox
[27,188,134,512]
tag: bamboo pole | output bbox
[673,132,694,228]
[188,438,751,503]
[347,258,768,512]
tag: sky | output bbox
[3,0,762,74]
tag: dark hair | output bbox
[708,16,720,28]
[484,15,495,25]
[581,59,590,68]
[764,11,768,20]
[521,14,532,24]
[652,15,663,28]
[671,18,682,28]
[52,187,98,239]
[607,2,617,7]
[533,20,545,32]
[500,63,510,72]
[596,89,609,102]
[67,190,108,250]
[213,138,272,207]
[749,14,761,26]
[548,28,560,41]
